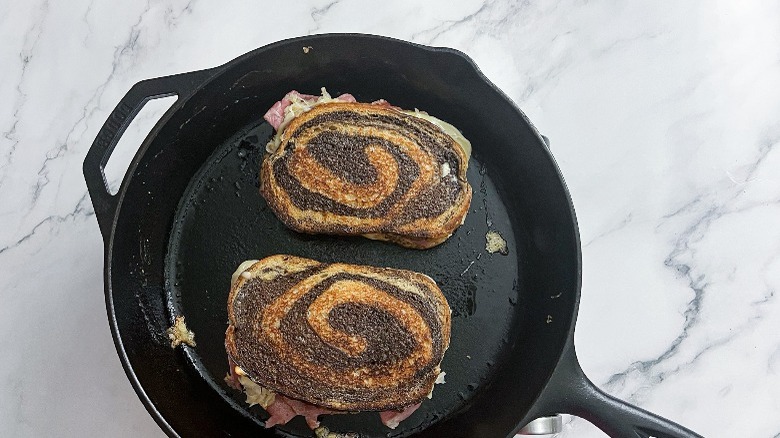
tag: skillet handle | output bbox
[83,69,214,239]
[531,344,704,438]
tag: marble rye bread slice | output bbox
[225,255,451,416]
[259,102,472,249]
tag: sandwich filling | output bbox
[263,87,472,161]
[226,361,445,430]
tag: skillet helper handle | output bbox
[534,346,704,438]
[569,376,703,438]
[83,69,213,239]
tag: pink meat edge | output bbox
[379,402,423,429]
[262,91,393,131]
[228,362,422,431]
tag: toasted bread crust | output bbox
[225,255,451,411]
[260,103,472,249]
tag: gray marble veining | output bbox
[1,1,779,436]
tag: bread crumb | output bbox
[166,316,196,348]
[314,426,358,438]
[485,230,508,255]
[303,46,313,53]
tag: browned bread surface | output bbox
[260,103,472,249]
[225,255,451,411]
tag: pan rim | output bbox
[101,33,583,438]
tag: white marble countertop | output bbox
[2,1,779,437]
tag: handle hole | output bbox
[103,95,177,195]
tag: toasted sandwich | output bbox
[260,89,472,249]
[225,255,451,430]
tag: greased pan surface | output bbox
[84,34,702,438]
[168,121,520,438]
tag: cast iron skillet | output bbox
[83,34,702,438]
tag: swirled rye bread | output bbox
[260,89,472,249]
[225,255,451,430]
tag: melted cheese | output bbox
[231,259,259,286]
[235,367,276,409]
[427,370,447,399]
[485,230,508,255]
[403,109,472,162]
[166,316,196,348]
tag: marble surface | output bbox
[2,1,779,437]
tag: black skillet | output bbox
[83,34,702,438]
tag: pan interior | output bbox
[165,119,524,438]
